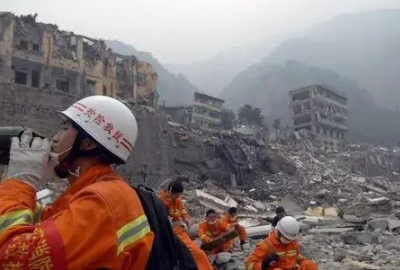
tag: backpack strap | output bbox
[133,184,181,270]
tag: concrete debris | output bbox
[304,206,339,217]
[367,197,390,206]
[387,218,400,232]
[308,227,355,234]
[368,218,388,231]
[238,218,261,228]
[343,260,382,270]
[36,189,54,206]
[246,225,271,238]
[195,189,238,213]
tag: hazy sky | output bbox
[2,0,400,64]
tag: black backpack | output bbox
[132,184,199,270]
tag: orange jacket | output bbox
[221,213,239,228]
[159,190,189,222]
[246,231,306,270]
[0,163,154,270]
[221,213,247,241]
[198,220,230,243]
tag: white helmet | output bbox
[276,216,300,240]
[58,95,138,163]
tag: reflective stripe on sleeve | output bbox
[33,203,44,224]
[0,209,33,234]
[116,214,151,255]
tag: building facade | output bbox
[0,13,157,104]
[191,92,224,131]
[289,85,348,148]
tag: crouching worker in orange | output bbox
[159,180,213,270]
[222,207,248,250]
[0,96,154,269]
[198,209,232,254]
[246,216,318,270]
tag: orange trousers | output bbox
[174,226,214,270]
[272,260,318,270]
[225,225,248,251]
[237,225,248,241]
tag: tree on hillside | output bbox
[221,109,236,130]
[238,104,264,126]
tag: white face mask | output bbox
[42,146,73,181]
[207,220,217,225]
[54,146,73,162]
[280,237,292,244]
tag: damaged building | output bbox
[191,92,224,131]
[0,13,157,104]
[163,92,225,131]
[289,85,348,148]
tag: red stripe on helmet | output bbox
[75,102,87,108]
[120,141,132,152]
[72,105,84,112]
[122,138,133,149]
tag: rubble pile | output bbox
[166,123,400,218]
[164,125,400,269]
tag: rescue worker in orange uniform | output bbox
[0,96,154,270]
[198,209,232,254]
[246,216,318,270]
[159,180,213,270]
[221,207,248,250]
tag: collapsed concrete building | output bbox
[0,13,157,105]
[163,105,193,127]
[289,85,348,149]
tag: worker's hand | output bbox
[262,253,280,270]
[2,129,51,190]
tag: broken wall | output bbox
[0,13,14,84]
[0,83,77,136]
[117,108,175,187]
[13,17,42,52]
[137,61,156,98]
[116,56,136,99]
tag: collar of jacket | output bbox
[49,163,114,210]
[65,163,114,195]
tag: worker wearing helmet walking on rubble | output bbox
[271,206,287,230]
[198,209,232,254]
[0,96,154,269]
[221,207,249,250]
[245,216,318,270]
[159,179,214,270]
